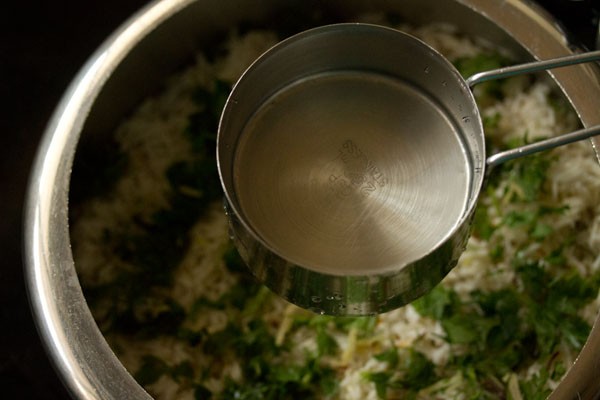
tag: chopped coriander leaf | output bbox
[194,385,212,400]
[222,279,263,310]
[243,286,272,317]
[219,380,273,400]
[412,284,456,320]
[349,316,378,336]
[503,209,537,228]
[502,152,554,202]
[472,205,496,240]
[135,355,169,386]
[398,349,438,389]
[166,159,221,209]
[442,314,484,344]
[220,354,338,399]
[539,204,570,216]
[300,315,377,336]
[518,370,552,400]
[472,289,520,349]
[454,53,509,79]
[363,371,392,399]
[316,325,339,356]
[515,261,596,355]
[176,327,205,346]
[222,244,247,274]
[489,243,504,262]
[270,365,307,383]
[482,112,501,130]
[171,361,194,382]
[545,246,567,265]
[202,323,242,357]
[187,80,231,156]
[374,347,399,368]
[236,320,279,362]
[454,53,510,99]
[365,349,438,399]
[531,222,553,240]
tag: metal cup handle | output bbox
[465,50,600,167]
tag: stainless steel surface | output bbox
[23,0,600,398]
[219,24,482,314]
[466,49,600,87]
[235,72,469,273]
[487,124,600,167]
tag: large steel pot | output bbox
[24,0,600,398]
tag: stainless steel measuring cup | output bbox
[217,23,600,316]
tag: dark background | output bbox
[1,1,597,399]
